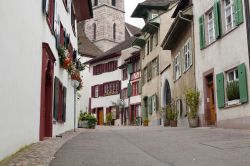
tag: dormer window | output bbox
[112,0,116,6]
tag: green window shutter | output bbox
[127,83,132,97]
[128,64,133,74]
[234,0,244,26]
[238,63,248,103]
[148,96,152,114]
[216,73,225,108]
[199,15,205,49]
[214,0,222,38]
[53,77,59,120]
[62,86,67,122]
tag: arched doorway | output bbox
[40,43,55,141]
[163,79,171,107]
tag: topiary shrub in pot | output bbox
[78,111,97,129]
[185,89,200,128]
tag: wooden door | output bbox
[98,109,104,125]
[207,84,216,125]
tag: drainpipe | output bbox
[243,0,250,68]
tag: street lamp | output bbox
[72,80,79,132]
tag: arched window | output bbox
[112,0,116,6]
[113,23,116,40]
[93,23,96,41]
[94,0,98,6]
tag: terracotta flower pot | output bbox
[170,120,177,127]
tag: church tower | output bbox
[84,0,125,52]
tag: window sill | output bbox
[225,99,241,108]
[183,65,192,74]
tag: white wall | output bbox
[0,0,78,160]
[193,0,250,122]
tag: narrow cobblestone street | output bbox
[49,127,250,166]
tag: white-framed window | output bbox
[152,58,159,78]
[226,68,240,102]
[95,86,99,97]
[227,68,239,83]
[224,0,235,31]
[207,10,215,43]
[174,53,181,80]
[183,39,192,71]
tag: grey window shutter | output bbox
[62,86,67,122]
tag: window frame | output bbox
[174,53,181,81]
[206,9,216,44]
[224,0,235,32]
[183,38,192,72]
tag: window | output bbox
[113,23,116,40]
[93,23,97,41]
[174,53,181,80]
[133,61,140,73]
[183,39,192,71]
[207,10,215,44]
[94,0,98,6]
[95,86,99,98]
[224,0,235,31]
[71,4,76,35]
[152,95,157,112]
[54,77,67,122]
[103,81,120,96]
[152,58,159,78]
[216,63,248,108]
[112,0,116,6]
[132,81,139,96]
[122,68,128,80]
[143,67,147,84]
[153,31,158,47]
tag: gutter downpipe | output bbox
[243,0,250,68]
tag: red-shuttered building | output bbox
[0,0,92,160]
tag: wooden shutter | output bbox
[214,0,221,39]
[238,63,248,103]
[62,86,67,122]
[234,0,244,26]
[91,86,95,97]
[199,15,205,49]
[99,84,103,96]
[216,73,225,108]
[53,77,59,120]
[127,83,132,97]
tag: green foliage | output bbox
[166,104,178,121]
[57,46,66,65]
[185,89,200,119]
[106,113,113,124]
[226,81,240,101]
[79,111,97,126]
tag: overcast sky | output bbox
[125,0,145,28]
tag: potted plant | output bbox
[167,104,178,127]
[143,119,149,126]
[78,111,97,129]
[226,81,240,105]
[106,113,112,126]
[78,111,89,128]
[185,89,200,128]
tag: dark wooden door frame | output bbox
[203,68,217,126]
[40,43,56,141]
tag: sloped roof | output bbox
[131,0,172,18]
[77,22,103,58]
[125,23,141,38]
[85,36,137,64]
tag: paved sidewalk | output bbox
[0,129,86,166]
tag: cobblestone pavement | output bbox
[0,129,86,166]
[50,126,250,166]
